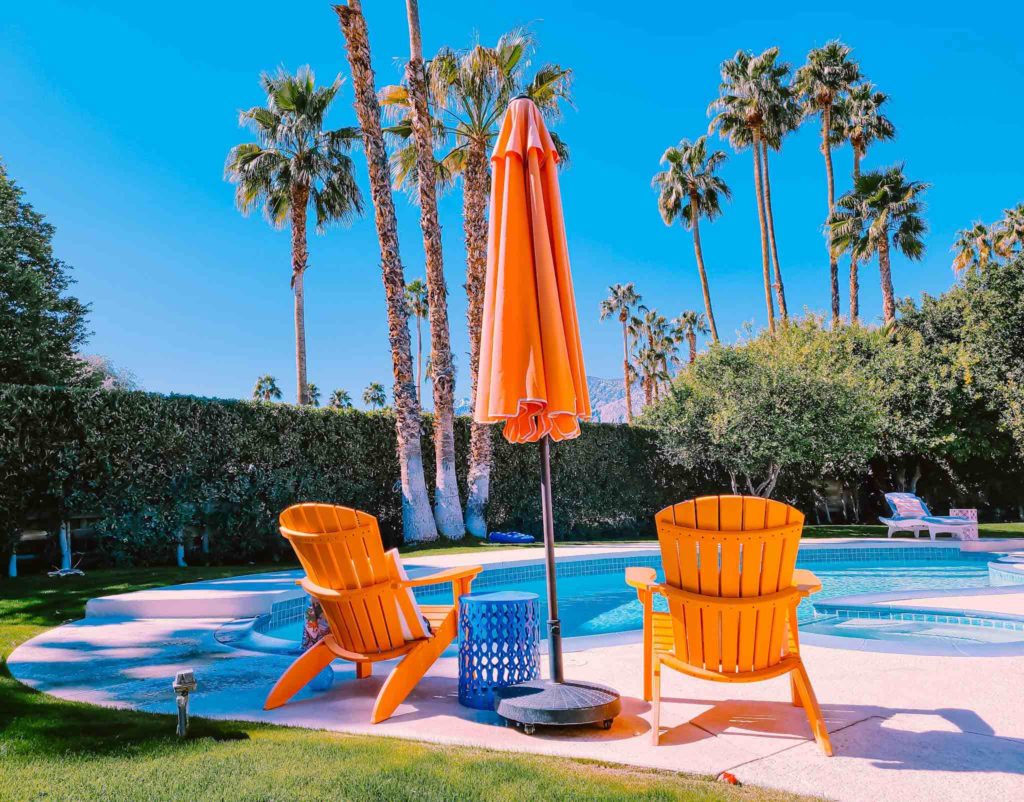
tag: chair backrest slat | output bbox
[279,503,412,655]
[656,495,804,675]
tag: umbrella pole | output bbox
[539,435,564,683]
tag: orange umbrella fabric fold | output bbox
[474,98,590,444]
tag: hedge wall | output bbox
[0,385,690,566]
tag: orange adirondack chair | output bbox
[265,504,482,723]
[626,495,832,755]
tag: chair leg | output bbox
[356,662,372,679]
[790,674,803,707]
[651,658,662,745]
[264,640,335,710]
[791,662,833,757]
[371,615,455,724]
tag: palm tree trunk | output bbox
[620,319,633,423]
[689,196,720,343]
[849,149,861,323]
[878,236,896,325]
[416,315,423,406]
[463,141,492,537]
[752,131,776,334]
[335,0,437,543]
[290,183,310,406]
[760,141,788,320]
[403,0,464,539]
[822,107,840,325]
[687,331,697,364]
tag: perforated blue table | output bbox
[458,591,540,711]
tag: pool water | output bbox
[267,555,998,646]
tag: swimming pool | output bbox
[250,547,1021,655]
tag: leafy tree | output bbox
[644,320,879,498]
[404,278,429,406]
[306,383,321,407]
[380,26,571,539]
[830,82,896,321]
[994,203,1024,258]
[794,40,861,324]
[77,355,139,390]
[225,66,363,407]
[652,136,728,341]
[829,165,929,325]
[672,311,710,363]
[335,0,437,542]
[329,388,353,409]
[599,283,642,423]
[252,375,282,402]
[0,161,92,386]
[363,382,387,410]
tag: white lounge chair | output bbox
[881,493,978,541]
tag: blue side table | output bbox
[458,591,540,711]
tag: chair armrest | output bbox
[792,568,822,597]
[402,565,483,588]
[625,566,658,592]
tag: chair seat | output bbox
[420,604,455,633]
[922,516,973,526]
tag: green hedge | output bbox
[0,385,688,566]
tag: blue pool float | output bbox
[487,531,536,544]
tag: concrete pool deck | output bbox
[9,538,1024,802]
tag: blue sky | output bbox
[2,2,1021,407]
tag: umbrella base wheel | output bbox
[494,679,621,732]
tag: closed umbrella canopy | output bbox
[475,97,590,444]
[474,97,619,731]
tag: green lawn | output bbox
[0,567,817,802]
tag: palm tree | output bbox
[599,283,642,423]
[363,382,387,410]
[794,40,861,325]
[329,388,353,409]
[829,165,929,325]
[758,52,801,320]
[629,307,674,404]
[397,0,463,538]
[305,383,321,407]
[995,203,1024,258]
[709,48,784,333]
[380,28,572,538]
[405,279,429,405]
[652,136,728,342]
[334,0,438,542]
[226,67,363,405]
[673,311,709,364]
[951,222,995,273]
[830,83,896,321]
[252,374,282,402]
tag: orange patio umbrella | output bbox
[475,97,619,731]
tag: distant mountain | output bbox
[453,376,641,424]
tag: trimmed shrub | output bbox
[0,385,685,566]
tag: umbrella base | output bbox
[494,679,621,734]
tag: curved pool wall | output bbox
[218,542,1024,658]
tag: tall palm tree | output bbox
[334,0,438,542]
[599,283,642,423]
[252,374,282,402]
[673,310,709,364]
[226,67,363,405]
[306,383,321,407]
[404,279,429,405]
[398,0,463,538]
[758,52,801,320]
[629,307,674,404]
[329,388,353,409]
[829,165,929,325]
[652,136,728,342]
[995,203,1024,258]
[709,48,782,333]
[794,40,861,325]
[380,28,572,538]
[951,223,995,273]
[830,83,896,321]
[363,382,387,410]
